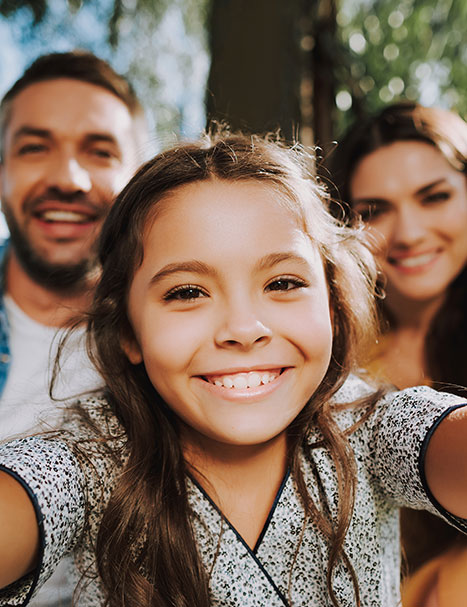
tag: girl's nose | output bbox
[214,303,273,350]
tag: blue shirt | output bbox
[0,240,11,395]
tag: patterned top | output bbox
[0,376,466,607]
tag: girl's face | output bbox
[350,140,467,307]
[124,179,333,451]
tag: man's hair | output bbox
[0,49,147,157]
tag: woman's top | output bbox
[0,376,466,607]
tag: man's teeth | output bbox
[393,252,437,268]
[39,210,91,223]
[210,371,280,389]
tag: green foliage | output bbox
[336,0,467,135]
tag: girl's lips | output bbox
[195,368,290,402]
[204,369,282,389]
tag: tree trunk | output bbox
[206,0,302,141]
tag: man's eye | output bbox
[90,148,115,159]
[18,144,47,155]
[266,278,307,292]
[163,286,208,301]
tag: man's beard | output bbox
[2,198,99,294]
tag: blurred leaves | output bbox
[0,0,207,47]
[335,0,467,134]
[0,0,47,23]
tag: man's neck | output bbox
[4,253,94,327]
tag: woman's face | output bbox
[350,140,467,307]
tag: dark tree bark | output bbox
[206,0,303,141]
[310,0,337,156]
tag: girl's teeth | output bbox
[209,371,279,389]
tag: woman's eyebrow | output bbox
[416,178,446,196]
[149,260,217,285]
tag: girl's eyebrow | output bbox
[149,261,217,285]
[254,252,311,271]
[149,252,311,286]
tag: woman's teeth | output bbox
[392,251,437,268]
[209,370,280,389]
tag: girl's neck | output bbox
[183,430,288,549]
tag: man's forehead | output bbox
[5,78,136,145]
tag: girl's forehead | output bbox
[139,179,322,269]
[146,178,305,233]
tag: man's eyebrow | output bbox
[255,252,311,272]
[416,178,446,196]
[149,261,218,285]
[84,133,119,146]
[12,126,51,142]
[11,126,119,146]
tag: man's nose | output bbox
[47,155,92,194]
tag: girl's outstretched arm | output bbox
[0,471,39,588]
[425,405,467,519]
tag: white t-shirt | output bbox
[0,295,104,440]
[0,295,104,607]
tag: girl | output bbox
[329,103,467,605]
[0,132,467,607]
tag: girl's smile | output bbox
[124,178,333,452]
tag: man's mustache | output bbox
[23,187,107,217]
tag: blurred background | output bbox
[1,0,466,178]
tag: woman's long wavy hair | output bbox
[84,131,381,607]
[330,101,467,395]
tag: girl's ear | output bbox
[120,329,143,365]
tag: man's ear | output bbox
[120,328,143,365]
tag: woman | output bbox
[330,102,467,607]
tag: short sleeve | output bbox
[0,436,86,605]
[370,385,467,531]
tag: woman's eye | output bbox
[355,204,385,223]
[163,286,208,301]
[266,278,306,292]
[423,191,451,205]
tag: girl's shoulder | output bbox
[309,374,467,441]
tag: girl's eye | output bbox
[265,277,307,292]
[163,285,208,301]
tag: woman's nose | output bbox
[392,206,426,246]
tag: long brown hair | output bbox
[83,131,381,606]
[330,102,467,394]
